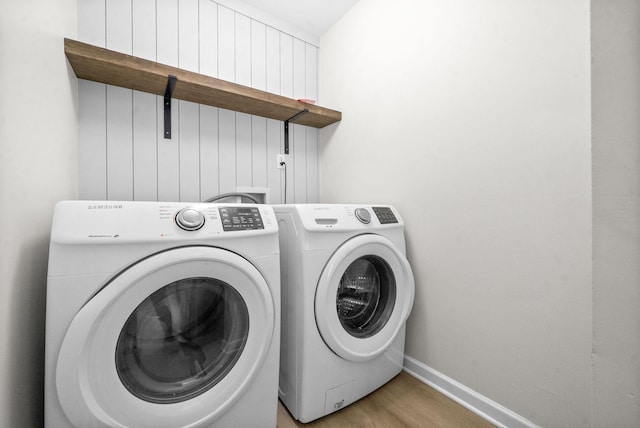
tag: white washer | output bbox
[274,204,415,423]
[45,201,280,428]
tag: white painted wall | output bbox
[77,0,321,204]
[319,1,592,426]
[0,0,78,426]
[592,0,640,425]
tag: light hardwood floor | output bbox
[276,371,495,428]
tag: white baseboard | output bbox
[403,356,540,428]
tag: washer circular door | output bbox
[315,234,414,362]
[55,246,275,428]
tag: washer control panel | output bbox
[219,206,264,231]
[175,207,206,231]
[50,201,278,244]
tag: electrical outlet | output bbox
[277,154,286,169]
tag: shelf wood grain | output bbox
[64,38,341,128]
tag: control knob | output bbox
[175,208,205,231]
[354,208,371,224]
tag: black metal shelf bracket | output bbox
[164,75,177,139]
[284,109,309,154]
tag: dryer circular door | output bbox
[55,246,275,428]
[315,234,415,362]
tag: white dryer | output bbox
[45,201,280,428]
[274,204,415,423]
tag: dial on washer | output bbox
[354,208,371,224]
[175,208,205,231]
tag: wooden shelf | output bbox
[64,38,341,128]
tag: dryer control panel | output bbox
[288,204,403,232]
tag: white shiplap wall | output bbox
[77,0,319,203]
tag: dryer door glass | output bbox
[115,277,249,404]
[315,234,414,362]
[337,256,396,338]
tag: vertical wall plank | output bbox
[266,120,283,203]
[218,6,235,82]
[280,34,294,97]
[133,0,156,61]
[251,21,267,91]
[250,21,268,191]
[78,0,106,200]
[280,33,294,202]
[199,0,218,77]
[133,92,158,201]
[306,127,318,202]
[157,0,179,66]
[292,38,307,202]
[305,44,319,202]
[235,14,251,86]
[179,0,199,73]
[252,117,268,189]
[292,124,307,202]
[292,39,306,99]
[178,0,201,202]
[305,44,318,101]
[266,27,282,203]
[199,0,219,201]
[78,80,107,200]
[218,110,236,193]
[106,0,131,52]
[106,86,134,200]
[156,0,180,201]
[200,105,219,201]
[133,0,158,201]
[105,1,133,200]
[266,26,281,97]
[218,6,237,194]
[179,102,201,202]
[78,0,105,47]
[234,13,252,190]
[236,113,252,188]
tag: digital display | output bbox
[372,207,398,224]
[219,207,264,231]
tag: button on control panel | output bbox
[219,206,264,231]
[354,208,371,224]
[175,207,206,231]
[372,207,398,224]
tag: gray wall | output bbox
[319,1,593,426]
[592,0,640,425]
[0,0,78,426]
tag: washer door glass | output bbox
[337,256,396,339]
[116,277,249,404]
